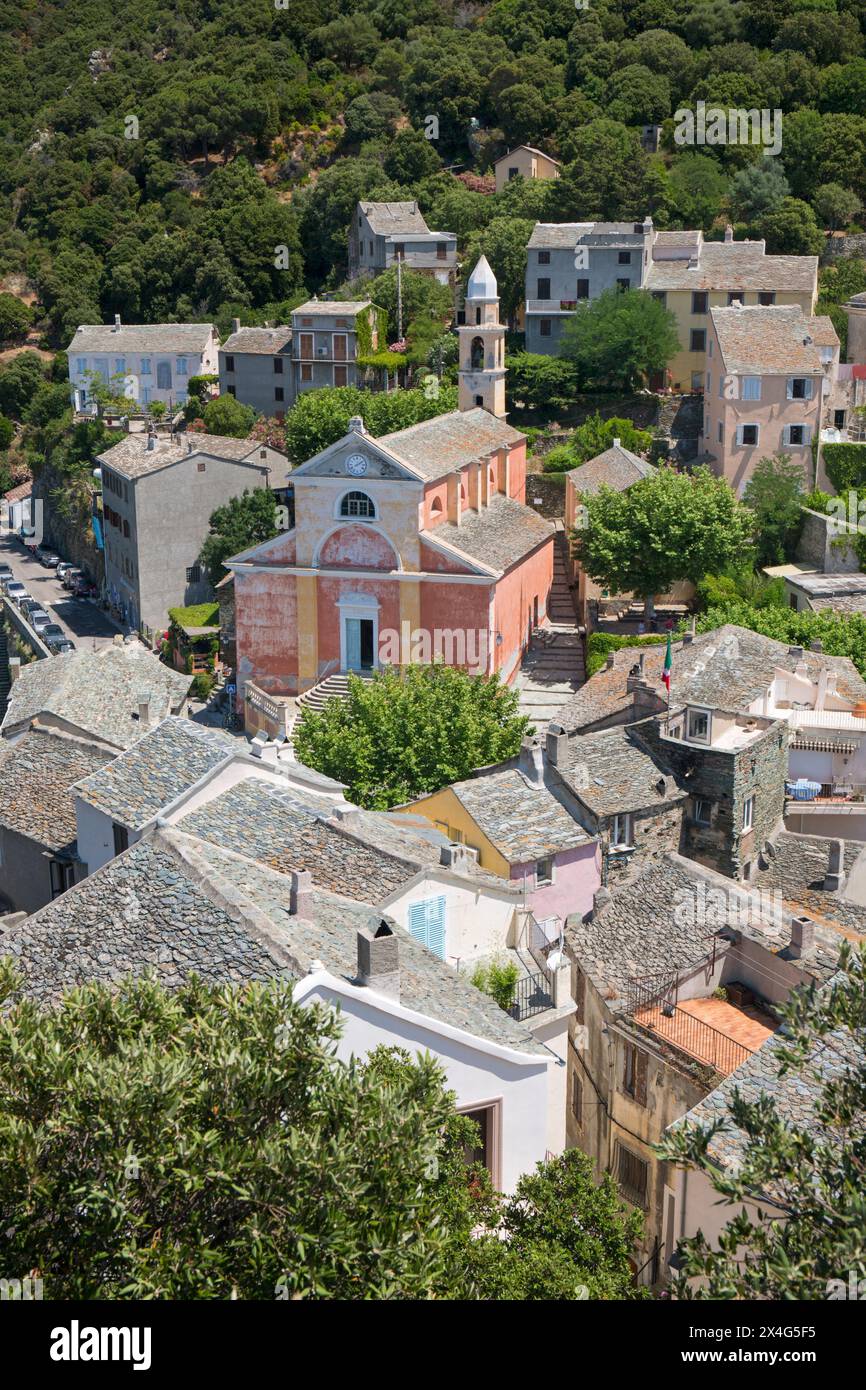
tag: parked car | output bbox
[30,610,52,633]
[19,598,43,617]
[36,549,59,567]
[0,573,18,592]
[73,577,97,598]
[6,581,28,603]
[0,563,12,580]
[61,567,83,590]
[41,623,67,651]
[53,640,75,654]
[56,562,75,579]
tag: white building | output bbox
[66,318,220,413]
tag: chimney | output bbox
[824,839,845,892]
[632,679,666,717]
[290,869,313,917]
[592,887,612,918]
[113,313,121,331]
[789,915,815,958]
[440,843,469,871]
[810,639,823,653]
[146,433,156,452]
[788,645,804,660]
[446,469,462,526]
[546,722,568,767]
[249,731,279,763]
[348,415,365,434]
[724,225,733,244]
[232,316,240,334]
[8,657,20,684]
[683,631,693,645]
[137,691,152,728]
[519,737,545,787]
[605,653,616,669]
[612,437,621,449]
[187,438,193,454]
[626,653,646,692]
[357,919,400,998]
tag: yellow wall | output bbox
[664,289,816,391]
[402,786,511,878]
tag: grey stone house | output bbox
[96,431,288,634]
[524,219,654,354]
[218,324,293,418]
[348,201,457,286]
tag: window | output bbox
[616,1143,649,1207]
[788,377,812,400]
[227,385,236,396]
[340,490,375,519]
[197,460,206,473]
[741,376,761,400]
[706,372,711,392]
[692,291,708,313]
[186,565,202,584]
[300,364,312,382]
[576,278,589,299]
[393,242,405,258]
[139,357,151,375]
[688,708,710,741]
[718,421,724,444]
[407,895,446,958]
[460,1101,501,1184]
[610,813,632,848]
[273,356,284,374]
[536,277,551,300]
[334,365,347,387]
[651,291,667,307]
[113,823,129,855]
[537,250,551,265]
[176,357,188,375]
[758,291,776,306]
[574,966,586,1025]
[301,317,313,327]
[622,1043,648,1105]
[299,333,313,359]
[75,357,87,374]
[743,795,754,832]
[536,856,554,886]
[123,520,130,539]
[508,166,519,179]
[274,387,284,402]
[727,292,741,306]
[436,243,447,260]
[114,357,126,375]
[49,860,75,900]
[571,1075,583,1127]
[786,424,807,446]
[738,423,759,446]
[616,277,630,292]
[618,250,632,264]
[539,319,552,337]
[693,797,711,826]
[690,328,706,351]
[835,409,847,429]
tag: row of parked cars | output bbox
[0,552,77,654]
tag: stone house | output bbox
[67,319,219,412]
[348,201,457,286]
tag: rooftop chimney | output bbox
[519,737,545,787]
[592,887,612,918]
[546,722,568,767]
[232,317,241,334]
[605,653,616,669]
[440,843,472,871]
[8,657,20,685]
[612,437,621,449]
[113,313,121,331]
[348,415,365,434]
[724,225,733,244]
[788,645,804,660]
[290,869,313,917]
[810,639,823,653]
[683,631,693,645]
[824,839,845,893]
[146,431,156,451]
[137,691,152,729]
[357,919,400,998]
[632,678,667,717]
[789,915,815,959]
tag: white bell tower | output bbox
[458,255,507,418]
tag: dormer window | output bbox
[340,490,375,520]
[687,708,710,743]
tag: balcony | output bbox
[525,299,582,315]
[627,969,775,1077]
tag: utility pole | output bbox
[396,254,403,342]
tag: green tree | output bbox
[728,155,790,223]
[460,216,535,324]
[0,294,33,344]
[200,395,256,438]
[657,943,866,1300]
[754,197,824,255]
[0,352,48,419]
[284,385,458,466]
[294,665,530,809]
[199,487,279,586]
[667,153,729,231]
[559,289,680,392]
[0,415,15,450]
[506,353,581,414]
[741,452,806,566]
[554,120,649,221]
[574,467,755,618]
[362,267,453,343]
[813,183,862,231]
[544,413,654,472]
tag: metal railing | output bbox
[633,1000,755,1076]
[507,970,555,1023]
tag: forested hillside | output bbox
[4,0,866,345]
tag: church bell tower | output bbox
[458,255,507,418]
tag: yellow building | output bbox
[494,145,561,196]
[645,229,818,392]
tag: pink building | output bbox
[702,305,832,495]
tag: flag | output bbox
[662,633,672,692]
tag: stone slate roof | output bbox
[789,572,866,614]
[566,854,840,1016]
[567,445,656,495]
[67,323,215,355]
[559,725,683,818]
[671,1013,862,1177]
[495,145,561,167]
[360,201,429,236]
[379,409,525,482]
[73,717,235,829]
[2,828,545,1056]
[554,626,866,734]
[449,769,590,863]
[644,241,817,294]
[1,641,193,750]
[809,314,839,348]
[219,326,292,354]
[0,729,111,854]
[97,431,274,481]
[345,809,515,893]
[710,305,823,375]
[293,301,372,318]
[424,494,553,574]
[751,832,866,938]
[652,230,702,254]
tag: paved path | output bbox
[0,534,119,651]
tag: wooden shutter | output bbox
[635,1048,648,1108]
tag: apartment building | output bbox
[67,318,219,412]
[348,201,457,285]
[525,219,655,354]
[493,144,561,195]
[702,305,826,494]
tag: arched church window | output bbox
[340,490,376,520]
[471,336,484,370]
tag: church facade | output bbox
[228,259,554,725]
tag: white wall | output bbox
[298,975,551,1192]
[75,797,143,873]
[383,873,518,965]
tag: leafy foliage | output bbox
[695,601,866,677]
[199,487,280,587]
[294,665,530,809]
[560,290,681,392]
[470,957,520,1011]
[283,384,457,466]
[741,452,807,566]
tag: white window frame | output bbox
[787,377,813,401]
[610,813,632,849]
[784,423,810,447]
[741,376,761,401]
[693,797,711,826]
[737,423,759,447]
[743,795,754,832]
[687,707,711,743]
[337,489,376,521]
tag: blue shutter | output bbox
[408,901,428,946]
[407,896,446,959]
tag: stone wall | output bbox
[603,801,684,886]
[821,234,866,262]
[32,466,102,581]
[523,470,567,519]
[796,507,860,574]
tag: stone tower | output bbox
[458,255,507,418]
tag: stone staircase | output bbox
[514,524,585,728]
[296,669,373,715]
[548,524,577,624]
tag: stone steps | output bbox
[297,670,373,714]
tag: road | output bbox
[0,534,119,651]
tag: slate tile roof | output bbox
[360,201,430,236]
[97,431,274,481]
[644,241,817,294]
[558,725,683,817]
[567,445,656,495]
[495,145,561,167]
[73,717,236,829]
[1,641,193,750]
[1,828,546,1056]
[379,408,525,482]
[527,222,647,250]
[789,572,866,614]
[554,626,866,734]
[0,729,112,854]
[219,326,292,354]
[449,769,590,863]
[424,494,553,574]
[67,323,215,355]
[293,300,373,317]
[750,832,866,938]
[710,305,823,375]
